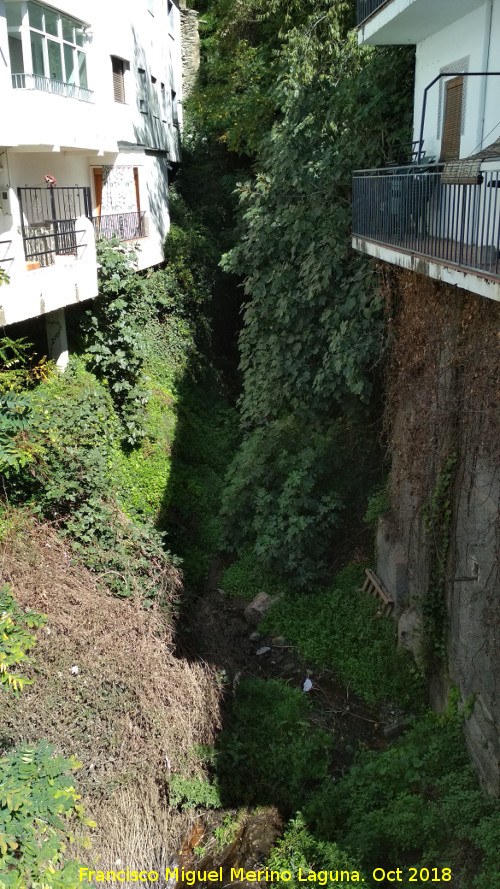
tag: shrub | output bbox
[266,813,365,888]
[305,704,500,887]
[168,775,221,811]
[219,551,289,599]
[220,418,357,589]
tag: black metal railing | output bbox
[352,165,500,279]
[93,212,146,241]
[0,239,14,274]
[11,72,93,103]
[21,221,89,267]
[357,0,393,25]
[18,186,92,266]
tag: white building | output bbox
[353,0,500,303]
[0,0,183,366]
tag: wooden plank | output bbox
[359,568,394,615]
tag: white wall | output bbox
[1,0,182,159]
[413,0,500,161]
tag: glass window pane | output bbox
[47,39,63,81]
[30,31,45,76]
[78,51,87,89]
[64,43,75,83]
[75,26,85,47]
[62,16,75,43]
[6,4,23,28]
[28,2,43,31]
[45,7,58,37]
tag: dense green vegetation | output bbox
[218,679,332,813]
[261,564,424,709]
[306,702,500,888]
[187,0,414,586]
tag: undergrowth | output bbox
[266,814,365,886]
[217,678,332,815]
[219,550,289,599]
[161,371,238,588]
[261,564,425,709]
[305,697,500,888]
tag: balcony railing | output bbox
[11,72,93,103]
[352,165,500,280]
[21,220,87,267]
[18,186,92,266]
[93,212,146,241]
[357,0,393,25]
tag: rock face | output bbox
[180,3,200,100]
[379,270,500,795]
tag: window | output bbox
[441,76,463,161]
[23,2,88,86]
[168,0,174,32]
[111,56,127,103]
[171,88,178,126]
[148,0,154,14]
[161,82,167,122]
[138,67,148,113]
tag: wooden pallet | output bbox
[360,568,394,616]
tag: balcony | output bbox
[93,212,147,242]
[11,73,93,103]
[357,0,485,46]
[352,164,500,302]
[357,0,392,25]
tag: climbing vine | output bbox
[421,454,457,673]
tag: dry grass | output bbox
[91,779,192,882]
[0,514,221,873]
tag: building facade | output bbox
[0,0,182,365]
[353,0,500,303]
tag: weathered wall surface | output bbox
[180,2,200,100]
[377,269,500,795]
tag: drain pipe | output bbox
[478,0,494,150]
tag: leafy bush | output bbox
[305,704,500,888]
[220,418,363,588]
[0,584,92,889]
[261,564,425,709]
[0,582,45,694]
[219,551,288,599]
[0,337,50,479]
[266,813,365,888]
[82,238,148,445]
[217,679,332,814]
[168,774,221,811]
[363,484,389,527]
[0,742,93,889]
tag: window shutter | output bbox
[440,76,463,161]
[112,56,125,103]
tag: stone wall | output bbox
[180,2,200,100]
[377,269,500,795]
